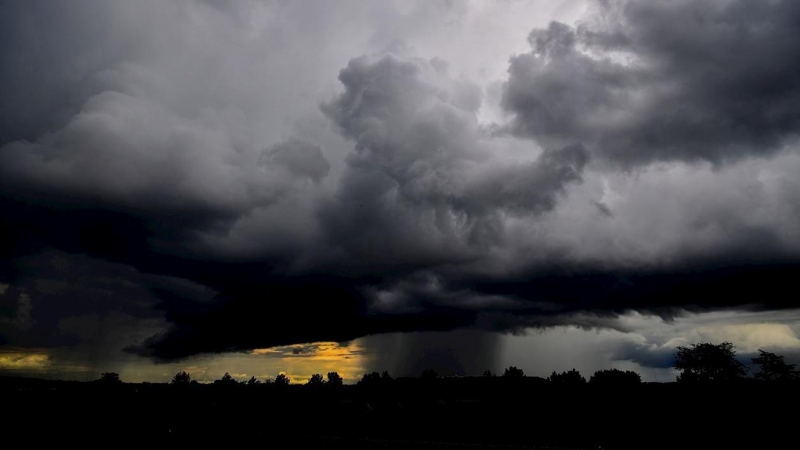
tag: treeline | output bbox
[94,341,798,387]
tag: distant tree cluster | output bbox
[503,366,524,378]
[165,371,350,387]
[97,372,122,384]
[589,369,641,386]
[549,369,586,385]
[359,371,393,387]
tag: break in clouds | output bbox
[2,0,800,366]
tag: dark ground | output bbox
[3,376,797,448]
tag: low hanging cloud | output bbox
[1,0,800,364]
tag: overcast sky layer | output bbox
[2,0,800,383]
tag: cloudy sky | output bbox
[2,0,800,383]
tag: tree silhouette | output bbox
[589,369,641,386]
[549,369,586,384]
[482,370,495,377]
[274,373,290,386]
[502,366,525,378]
[327,372,343,386]
[98,372,121,384]
[247,376,261,385]
[674,342,748,382]
[215,372,238,386]
[171,371,191,385]
[752,350,799,382]
[307,373,324,386]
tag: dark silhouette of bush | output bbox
[171,371,191,385]
[274,373,290,386]
[482,370,495,377]
[503,366,525,378]
[549,369,586,384]
[589,369,641,386]
[98,372,121,384]
[307,373,324,386]
[752,350,799,382]
[675,342,748,382]
[327,372,343,386]
[246,376,261,385]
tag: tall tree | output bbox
[327,372,343,386]
[674,342,748,382]
[752,350,799,382]
[274,373,290,386]
[171,371,191,385]
[307,373,324,386]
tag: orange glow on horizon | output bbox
[251,341,368,384]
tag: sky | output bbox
[2,0,800,384]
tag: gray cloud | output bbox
[319,54,588,267]
[261,137,331,183]
[611,342,676,369]
[503,0,800,167]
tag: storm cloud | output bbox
[1,0,800,368]
[503,0,800,166]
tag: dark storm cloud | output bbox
[0,251,175,368]
[0,1,127,144]
[1,0,800,365]
[502,0,800,166]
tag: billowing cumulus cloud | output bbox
[261,138,330,183]
[1,0,800,372]
[318,54,588,268]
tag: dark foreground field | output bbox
[3,376,797,448]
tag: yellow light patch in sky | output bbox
[0,349,51,370]
[687,323,800,353]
